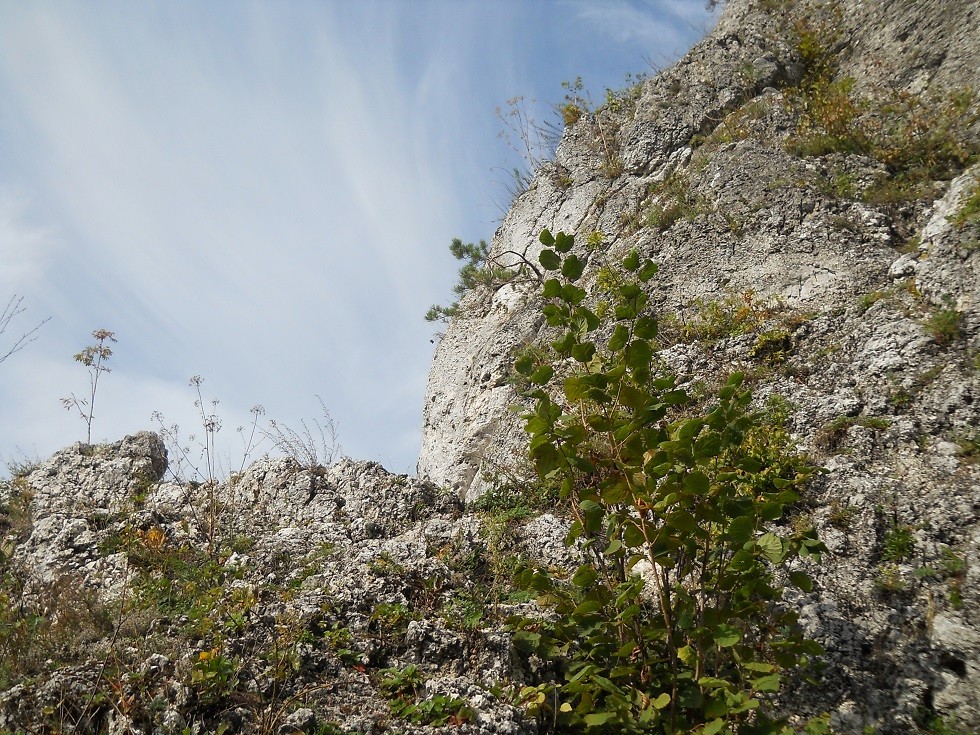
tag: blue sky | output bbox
[0,0,718,476]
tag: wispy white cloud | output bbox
[0,0,715,476]
[0,187,56,290]
[564,0,716,50]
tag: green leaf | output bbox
[530,365,554,385]
[514,353,534,376]
[564,376,588,403]
[751,673,781,692]
[694,431,722,459]
[623,250,640,271]
[530,442,560,477]
[760,502,784,521]
[600,481,630,505]
[668,511,696,533]
[623,522,646,547]
[576,307,600,332]
[702,718,725,735]
[552,332,575,353]
[620,282,641,300]
[571,342,596,363]
[619,385,649,411]
[652,692,670,709]
[562,254,585,281]
[683,471,711,494]
[562,283,587,305]
[677,645,696,665]
[729,549,756,571]
[554,231,574,253]
[539,248,560,271]
[608,325,629,352]
[543,303,567,327]
[789,571,813,592]
[634,315,658,339]
[713,625,741,647]
[757,533,785,564]
[726,515,755,543]
[573,598,605,616]
[539,229,555,246]
[571,564,598,588]
[584,712,618,727]
[626,339,652,372]
[581,500,604,534]
[615,302,639,320]
[638,259,659,282]
[543,278,563,298]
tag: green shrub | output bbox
[924,306,964,346]
[857,290,889,314]
[190,648,241,707]
[785,8,979,203]
[509,230,825,734]
[661,290,792,346]
[751,330,794,364]
[881,524,915,562]
[875,564,906,595]
[379,665,474,726]
[644,175,709,232]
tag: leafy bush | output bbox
[924,306,964,346]
[952,178,980,228]
[509,230,825,733]
[378,665,474,727]
[660,291,787,346]
[881,524,915,563]
[644,175,709,232]
[814,415,891,451]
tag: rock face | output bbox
[418,0,980,500]
[417,0,980,730]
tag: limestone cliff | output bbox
[418,0,980,729]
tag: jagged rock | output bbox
[0,434,542,734]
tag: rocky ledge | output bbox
[0,432,572,734]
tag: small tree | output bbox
[425,237,544,323]
[62,329,116,444]
[510,231,825,734]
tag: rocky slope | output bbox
[1,434,564,734]
[4,0,980,733]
